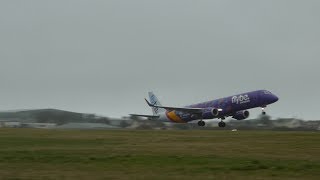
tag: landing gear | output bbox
[198,120,205,127]
[261,107,266,115]
[218,121,226,128]
[217,116,226,128]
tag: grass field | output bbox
[0,129,319,180]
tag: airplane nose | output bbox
[272,94,279,103]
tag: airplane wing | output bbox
[129,114,160,119]
[144,98,203,114]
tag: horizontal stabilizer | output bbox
[129,114,160,119]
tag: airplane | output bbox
[130,90,279,127]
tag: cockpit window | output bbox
[263,91,271,94]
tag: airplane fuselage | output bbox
[159,90,279,123]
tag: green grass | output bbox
[0,129,319,179]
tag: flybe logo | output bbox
[232,94,250,104]
[150,95,159,114]
[150,95,157,104]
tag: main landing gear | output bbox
[218,117,226,127]
[198,120,205,127]
[218,121,226,127]
[197,117,226,128]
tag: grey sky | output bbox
[0,0,319,119]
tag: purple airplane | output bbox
[131,90,279,127]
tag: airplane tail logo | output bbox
[148,92,165,115]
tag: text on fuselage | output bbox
[232,94,250,104]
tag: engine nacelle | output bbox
[232,110,250,120]
[202,108,222,119]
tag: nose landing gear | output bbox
[261,107,267,115]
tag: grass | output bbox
[0,129,319,179]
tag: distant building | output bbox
[0,121,21,128]
[21,123,56,129]
[55,123,118,129]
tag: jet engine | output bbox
[202,108,222,119]
[232,110,250,120]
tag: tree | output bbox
[258,114,272,127]
[119,120,130,128]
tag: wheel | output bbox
[221,122,226,127]
[218,121,226,128]
[197,121,201,126]
[198,121,205,127]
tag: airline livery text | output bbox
[231,94,250,104]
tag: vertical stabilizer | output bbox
[148,92,165,115]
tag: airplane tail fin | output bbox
[148,92,165,115]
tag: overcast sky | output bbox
[0,0,319,120]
